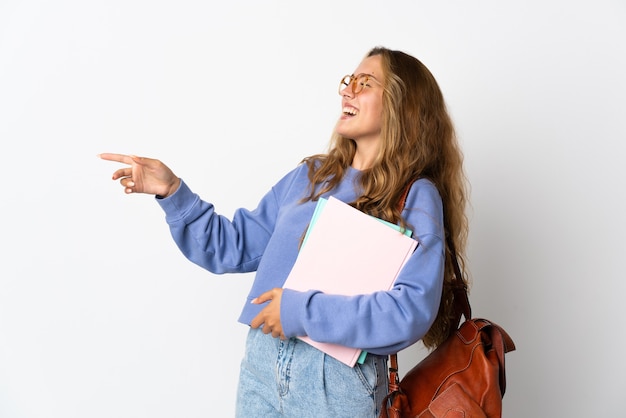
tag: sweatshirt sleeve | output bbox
[279,179,445,355]
[156,179,279,274]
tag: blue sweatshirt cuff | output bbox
[280,288,316,338]
[155,179,198,221]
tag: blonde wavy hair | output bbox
[301,46,469,349]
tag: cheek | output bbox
[371,97,384,126]
[372,105,384,129]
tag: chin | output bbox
[334,124,353,139]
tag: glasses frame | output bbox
[338,73,382,96]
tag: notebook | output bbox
[283,196,417,366]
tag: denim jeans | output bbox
[236,327,388,417]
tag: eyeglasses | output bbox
[338,74,381,96]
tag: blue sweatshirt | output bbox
[156,163,444,356]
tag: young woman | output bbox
[100,46,468,417]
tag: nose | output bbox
[339,83,354,98]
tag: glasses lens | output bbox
[339,75,352,94]
[353,75,369,95]
[338,75,372,95]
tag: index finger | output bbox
[98,153,134,165]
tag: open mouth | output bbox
[342,106,358,116]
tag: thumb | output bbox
[130,155,147,166]
[251,290,273,305]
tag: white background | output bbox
[1,1,625,416]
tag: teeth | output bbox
[342,106,358,116]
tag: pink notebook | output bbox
[283,196,417,366]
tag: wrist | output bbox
[157,178,181,199]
